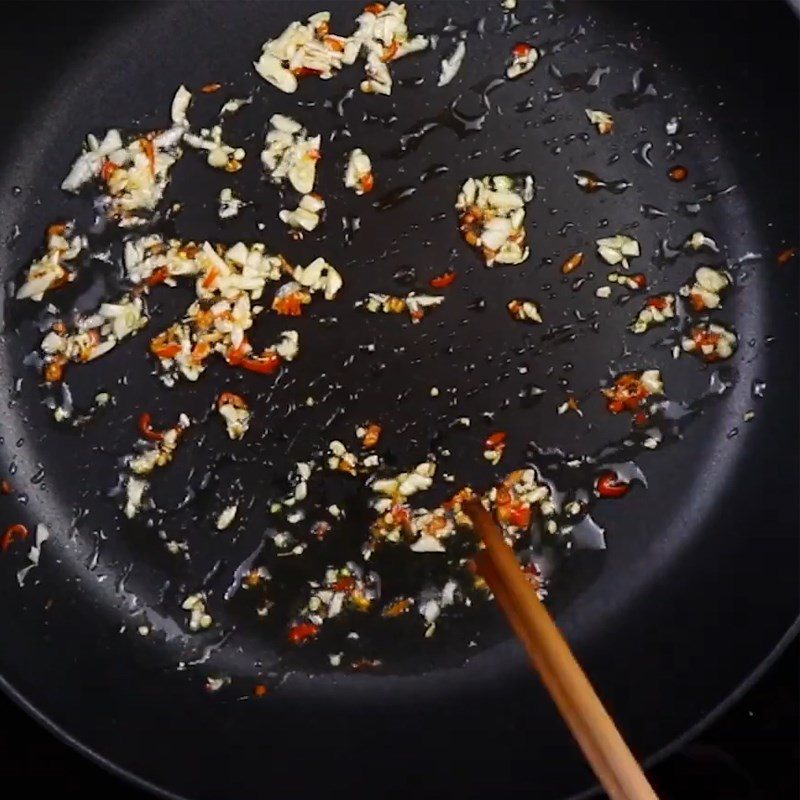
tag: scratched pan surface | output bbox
[0,1,797,798]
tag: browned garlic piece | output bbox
[183,125,245,172]
[218,188,246,220]
[293,257,343,300]
[254,5,427,98]
[255,12,357,94]
[40,294,148,377]
[217,393,251,440]
[506,42,539,79]
[261,114,321,195]
[182,592,213,631]
[61,86,186,227]
[456,174,534,267]
[685,230,719,252]
[355,2,429,96]
[679,266,730,312]
[585,108,614,134]
[16,222,86,301]
[358,292,444,323]
[681,322,737,362]
[596,234,641,269]
[344,148,374,194]
[507,298,542,323]
[629,294,677,334]
[279,193,326,233]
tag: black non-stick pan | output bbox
[0,2,797,798]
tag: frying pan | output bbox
[0,1,797,798]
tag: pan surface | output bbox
[0,2,797,799]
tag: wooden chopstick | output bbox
[464,500,659,800]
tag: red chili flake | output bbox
[201,82,222,94]
[333,576,356,592]
[646,295,669,310]
[359,172,375,193]
[145,266,169,287]
[443,486,476,510]
[633,410,649,427]
[217,391,247,409]
[596,471,630,498]
[1,524,29,552]
[47,222,67,237]
[1,480,12,495]
[630,273,647,290]
[151,341,181,360]
[201,266,219,289]
[100,160,119,182]
[291,66,322,78]
[495,487,512,507]
[688,291,707,312]
[288,621,320,645]
[240,353,281,375]
[484,431,507,449]
[506,502,532,528]
[225,338,249,366]
[381,40,399,62]
[429,270,457,289]
[43,356,67,383]
[512,42,533,58]
[561,252,584,275]
[138,412,165,441]
[604,373,651,415]
[777,247,797,265]
[364,2,386,13]
[273,292,306,316]
[140,137,156,176]
[691,327,722,361]
[390,504,411,526]
[324,35,345,52]
[382,598,412,618]
[253,684,268,697]
[668,165,688,182]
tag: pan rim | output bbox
[1,617,798,800]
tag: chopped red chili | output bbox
[484,431,507,449]
[145,266,169,287]
[646,295,669,310]
[288,622,320,645]
[1,524,29,552]
[604,373,650,414]
[429,270,457,289]
[100,160,119,182]
[596,471,630,498]
[138,412,165,441]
